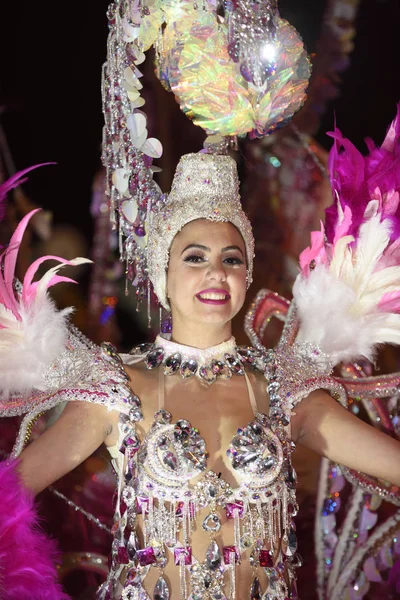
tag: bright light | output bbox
[260,42,277,63]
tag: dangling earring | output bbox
[160,310,172,335]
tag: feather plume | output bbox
[0,459,70,599]
[0,209,91,397]
[294,106,400,365]
[0,164,55,223]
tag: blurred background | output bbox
[0,1,399,598]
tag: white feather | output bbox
[351,214,392,297]
[0,295,72,398]
[293,264,400,366]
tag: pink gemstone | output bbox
[259,549,273,567]
[226,501,244,519]
[223,545,240,564]
[174,546,192,565]
[137,546,156,566]
[136,496,149,514]
[176,501,195,519]
[117,545,130,565]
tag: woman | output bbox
[1,149,398,600]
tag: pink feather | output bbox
[299,222,327,276]
[0,459,70,600]
[0,164,55,223]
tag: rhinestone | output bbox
[180,359,198,378]
[154,575,170,600]
[137,546,157,566]
[174,546,192,565]
[259,549,273,567]
[223,545,240,564]
[267,381,281,394]
[250,576,261,599]
[162,451,178,471]
[257,456,276,473]
[174,419,191,442]
[255,413,270,427]
[130,342,154,356]
[224,354,244,374]
[122,486,136,507]
[145,347,165,369]
[154,409,172,424]
[199,365,217,384]
[164,353,182,375]
[211,360,232,379]
[102,342,123,363]
[205,541,222,570]
[202,512,221,532]
[282,529,298,556]
[226,501,244,519]
[136,496,149,514]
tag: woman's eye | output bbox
[183,254,206,264]
[223,256,244,266]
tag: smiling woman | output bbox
[1,1,400,599]
[167,220,247,345]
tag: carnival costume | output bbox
[0,1,399,600]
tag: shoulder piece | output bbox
[2,327,141,457]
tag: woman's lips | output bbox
[196,288,231,305]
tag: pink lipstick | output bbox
[196,288,231,305]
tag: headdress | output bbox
[147,153,255,309]
[101,0,311,313]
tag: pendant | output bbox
[202,512,221,532]
[205,541,222,570]
[249,577,261,600]
[153,576,170,600]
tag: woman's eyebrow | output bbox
[222,245,244,256]
[181,244,244,256]
[181,244,210,255]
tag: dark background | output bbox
[0,0,399,239]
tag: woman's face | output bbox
[167,219,247,327]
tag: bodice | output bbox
[98,344,300,600]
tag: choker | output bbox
[129,336,267,384]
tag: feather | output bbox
[295,106,400,365]
[0,164,55,223]
[0,210,91,398]
[0,459,70,600]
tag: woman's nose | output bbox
[206,261,227,282]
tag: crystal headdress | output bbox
[102,0,311,311]
[147,153,255,309]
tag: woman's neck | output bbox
[170,320,232,350]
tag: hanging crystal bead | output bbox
[282,528,297,556]
[202,512,221,532]
[205,541,222,570]
[249,577,262,599]
[153,576,170,600]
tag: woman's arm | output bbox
[291,390,400,486]
[18,400,120,495]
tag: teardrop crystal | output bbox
[202,512,221,532]
[205,540,222,570]
[153,575,170,600]
[250,577,261,599]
